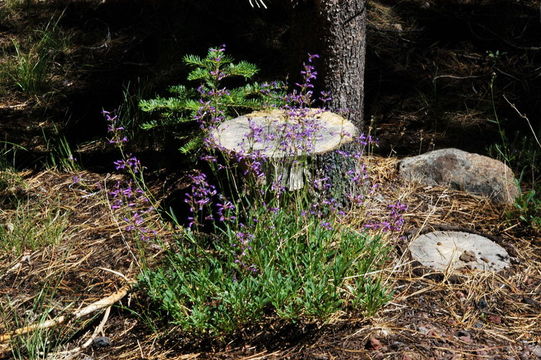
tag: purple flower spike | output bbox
[108,177,156,241]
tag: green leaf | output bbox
[227,61,258,78]
[168,85,195,99]
[140,120,158,130]
[187,67,210,82]
[178,137,202,154]
[139,97,194,113]
[183,54,204,67]
[184,99,202,111]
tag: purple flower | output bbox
[216,199,235,222]
[364,201,408,232]
[320,221,333,231]
[232,227,259,275]
[104,110,129,145]
[108,178,156,241]
[184,171,222,228]
[113,155,144,174]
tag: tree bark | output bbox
[287,0,367,127]
[313,0,367,203]
[315,0,366,128]
[282,0,368,202]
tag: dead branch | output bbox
[0,281,134,343]
[45,305,112,359]
[503,94,541,149]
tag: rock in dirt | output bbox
[459,250,477,262]
[488,314,502,324]
[401,353,422,360]
[366,337,384,350]
[398,148,519,204]
[92,336,111,347]
[408,231,510,272]
[532,345,541,358]
[456,330,472,343]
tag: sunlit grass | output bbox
[0,198,70,257]
[2,12,69,96]
[0,287,66,360]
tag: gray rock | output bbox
[532,344,541,358]
[92,336,111,347]
[398,148,519,204]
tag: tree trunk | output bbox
[287,0,366,127]
[284,0,367,202]
[315,0,367,203]
[316,0,366,128]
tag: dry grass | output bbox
[338,156,541,359]
[0,157,528,359]
[0,169,172,359]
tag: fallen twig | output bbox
[45,305,112,359]
[0,281,134,343]
[248,0,267,9]
[503,94,541,149]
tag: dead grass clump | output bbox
[0,169,171,358]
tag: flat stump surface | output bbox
[409,231,511,272]
[211,109,357,158]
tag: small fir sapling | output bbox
[139,45,285,156]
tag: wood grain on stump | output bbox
[408,231,510,273]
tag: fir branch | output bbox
[139,46,283,156]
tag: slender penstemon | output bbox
[104,110,158,242]
[138,51,394,336]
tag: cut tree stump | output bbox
[408,231,511,273]
[210,109,358,191]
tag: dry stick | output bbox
[503,94,541,149]
[0,281,134,343]
[248,0,267,9]
[46,306,112,359]
[0,102,29,109]
[432,74,483,81]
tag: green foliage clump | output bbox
[138,207,391,336]
[8,14,68,95]
[139,45,284,155]
[509,188,541,232]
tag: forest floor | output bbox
[0,163,540,360]
[0,0,540,359]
